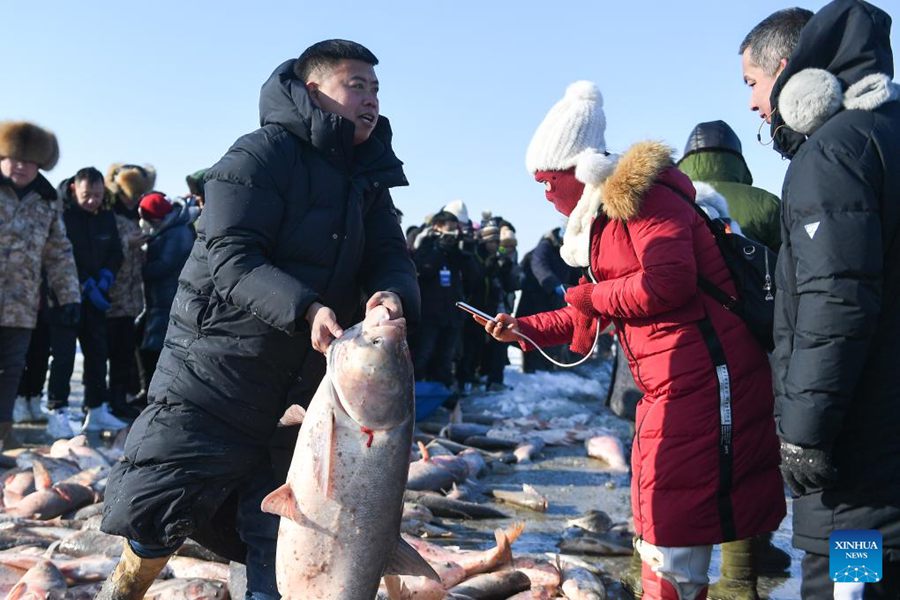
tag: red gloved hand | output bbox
[564,282,597,317]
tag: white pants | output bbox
[636,539,712,600]
[833,582,865,600]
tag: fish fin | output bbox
[522,483,539,495]
[260,484,301,522]
[416,440,430,462]
[449,403,463,424]
[383,537,441,582]
[382,574,404,600]
[42,540,60,559]
[312,409,336,498]
[5,581,25,600]
[492,521,526,567]
[278,404,306,427]
[32,460,52,490]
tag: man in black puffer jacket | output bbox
[99,40,420,600]
[741,1,900,597]
[48,167,125,437]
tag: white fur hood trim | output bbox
[560,152,619,267]
[692,181,743,235]
[780,70,899,135]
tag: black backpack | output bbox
[663,182,777,351]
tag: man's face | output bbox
[307,59,379,145]
[0,158,39,188]
[742,48,786,124]
[72,179,105,213]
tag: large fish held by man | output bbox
[261,306,438,599]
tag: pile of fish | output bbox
[1,315,636,598]
[0,433,232,598]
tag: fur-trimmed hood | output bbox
[560,141,674,267]
[770,0,898,157]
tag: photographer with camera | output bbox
[412,210,478,389]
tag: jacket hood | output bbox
[149,198,200,235]
[559,141,678,267]
[601,141,676,221]
[681,120,743,157]
[258,59,406,183]
[770,0,897,157]
[542,227,564,246]
[677,151,753,186]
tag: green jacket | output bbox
[677,150,782,252]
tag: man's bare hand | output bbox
[365,291,403,321]
[306,302,343,353]
[483,312,519,343]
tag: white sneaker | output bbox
[28,397,47,423]
[81,405,129,432]
[46,410,75,439]
[12,397,32,423]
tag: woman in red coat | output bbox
[483,82,785,600]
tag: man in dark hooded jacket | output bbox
[742,1,900,597]
[98,40,420,600]
[676,120,782,252]
[515,227,580,373]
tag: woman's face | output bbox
[534,168,584,216]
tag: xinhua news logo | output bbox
[830,530,882,583]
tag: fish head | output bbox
[327,314,414,430]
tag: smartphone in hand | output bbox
[455,301,495,324]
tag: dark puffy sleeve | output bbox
[361,190,421,325]
[774,134,883,448]
[530,239,565,294]
[202,136,319,334]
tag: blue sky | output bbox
[3,1,896,251]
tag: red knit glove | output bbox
[564,282,597,317]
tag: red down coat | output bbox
[518,141,785,547]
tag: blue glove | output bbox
[82,278,111,312]
[554,284,566,298]
[97,268,115,293]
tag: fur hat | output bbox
[442,199,469,224]
[107,163,157,203]
[526,81,612,184]
[0,121,59,170]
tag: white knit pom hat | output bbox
[525,81,607,182]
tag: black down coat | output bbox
[146,58,420,440]
[768,0,900,558]
[100,60,420,556]
[57,178,123,284]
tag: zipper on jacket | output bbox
[764,250,773,301]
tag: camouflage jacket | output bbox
[0,174,80,328]
[108,211,145,318]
